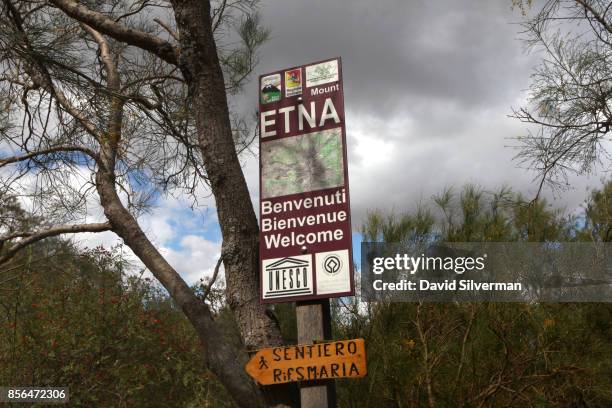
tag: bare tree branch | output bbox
[0,146,100,168]
[512,0,612,196]
[81,23,124,157]
[201,252,223,301]
[575,0,612,35]
[49,0,179,66]
[154,18,180,41]
[0,222,112,265]
[3,0,105,142]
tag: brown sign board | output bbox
[258,57,354,303]
[245,338,367,385]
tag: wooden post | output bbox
[296,299,337,408]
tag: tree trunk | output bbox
[170,0,284,351]
[169,3,297,400]
[107,0,293,405]
[95,170,269,407]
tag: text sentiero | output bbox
[261,188,347,250]
[244,338,367,385]
[269,341,362,383]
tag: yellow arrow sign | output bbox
[245,338,367,385]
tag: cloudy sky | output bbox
[59,1,610,283]
[238,0,607,219]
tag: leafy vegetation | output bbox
[0,239,231,407]
[2,182,612,406]
[334,183,612,407]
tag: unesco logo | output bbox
[323,255,342,275]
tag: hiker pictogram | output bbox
[259,356,269,370]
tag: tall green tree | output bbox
[334,183,612,407]
[0,0,290,405]
[0,195,241,406]
[1,242,233,407]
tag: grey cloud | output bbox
[247,0,535,115]
[232,0,605,228]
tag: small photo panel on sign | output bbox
[306,59,339,88]
[261,73,281,104]
[316,249,351,295]
[285,69,302,97]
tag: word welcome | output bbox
[261,189,348,250]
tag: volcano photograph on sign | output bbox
[258,57,353,302]
[261,128,344,198]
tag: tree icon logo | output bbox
[323,255,342,275]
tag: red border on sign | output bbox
[258,57,354,304]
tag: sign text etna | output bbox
[259,58,353,302]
